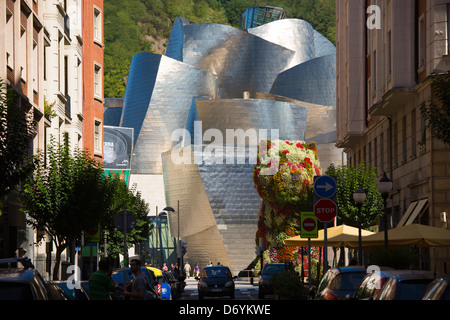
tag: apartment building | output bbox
[82,0,104,161]
[41,0,104,159]
[1,0,104,278]
[336,0,450,272]
[1,0,47,259]
[43,0,84,152]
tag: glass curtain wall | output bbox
[146,215,177,269]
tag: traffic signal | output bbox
[181,242,187,256]
[177,240,188,257]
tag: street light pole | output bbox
[164,201,181,271]
[353,186,366,265]
[377,172,393,251]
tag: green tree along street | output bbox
[99,173,151,260]
[19,134,109,279]
[0,79,35,200]
[325,163,384,229]
[420,71,450,146]
[19,134,151,279]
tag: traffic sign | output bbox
[314,176,337,199]
[300,212,318,238]
[314,199,338,222]
[114,209,136,233]
[85,223,101,242]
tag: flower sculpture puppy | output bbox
[253,140,322,258]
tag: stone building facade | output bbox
[336,0,450,272]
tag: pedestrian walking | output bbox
[88,257,117,300]
[121,258,146,300]
[194,263,200,277]
[173,263,180,276]
[184,262,191,278]
[162,262,168,271]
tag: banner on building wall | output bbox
[103,126,134,170]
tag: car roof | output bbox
[203,265,230,269]
[389,270,441,280]
[0,268,36,282]
[332,266,367,273]
[331,265,394,273]
[146,267,163,276]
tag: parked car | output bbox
[351,269,397,300]
[111,267,160,300]
[422,276,450,300]
[147,266,173,300]
[45,282,70,300]
[314,266,368,300]
[196,266,236,300]
[47,280,90,300]
[0,258,49,300]
[375,270,440,300]
[258,263,289,299]
[163,271,180,299]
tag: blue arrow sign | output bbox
[314,176,337,199]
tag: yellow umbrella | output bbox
[351,224,450,248]
[283,224,375,247]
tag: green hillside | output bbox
[104,0,336,98]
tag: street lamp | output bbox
[377,172,393,250]
[353,186,366,265]
[156,211,168,268]
[164,201,181,270]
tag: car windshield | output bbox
[336,272,367,291]
[396,280,430,300]
[263,265,285,275]
[204,268,231,278]
[57,282,87,300]
[0,283,34,300]
[112,268,153,286]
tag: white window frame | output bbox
[94,62,102,100]
[93,5,102,44]
[6,8,14,69]
[20,25,27,82]
[94,118,102,155]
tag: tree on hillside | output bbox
[19,134,110,279]
[103,0,337,97]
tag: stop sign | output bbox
[314,199,337,222]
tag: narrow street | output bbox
[179,277,266,301]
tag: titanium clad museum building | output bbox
[104,12,342,272]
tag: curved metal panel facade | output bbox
[314,30,336,58]
[162,145,263,272]
[247,19,316,69]
[121,53,217,174]
[270,53,337,107]
[166,22,296,98]
[194,99,307,142]
[120,53,161,144]
[116,15,339,272]
[165,17,192,62]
